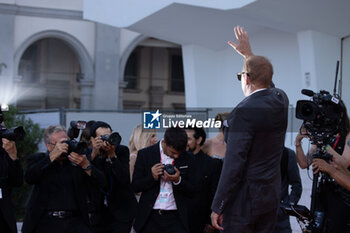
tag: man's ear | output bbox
[245,74,251,85]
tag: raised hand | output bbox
[2,138,18,160]
[228,25,254,59]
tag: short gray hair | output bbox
[43,125,66,144]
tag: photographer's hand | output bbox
[103,142,116,159]
[164,167,180,183]
[228,26,254,59]
[312,159,333,174]
[90,136,103,160]
[49,138,68,162]
[2,138,18,160]
[325,146,346,169]
[69,152,91,175]
[151,163,164,181]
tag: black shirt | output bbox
[46,159,79,211]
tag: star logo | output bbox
[150,109,162,123]
[143,109,162,129]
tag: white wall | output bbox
[342,37,350,111]
[119,29,142,56]
[0,0,83,11]
[183,28,302,108]
[14,15,95,60]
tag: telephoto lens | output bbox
[100,132,122,147]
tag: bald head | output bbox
[244,55,273,88]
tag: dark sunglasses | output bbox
[236,72,249,81]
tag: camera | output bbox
[100,132,121,147]
[296,89,344,146]
[63,139,88,155]
[292,89,345,232]
[63,120,88,156]
[0,109,26,142]
[0,125,26,141]
[163,164,176,175]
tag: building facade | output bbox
[0,0,185,111]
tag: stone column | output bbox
[92,23,121,110]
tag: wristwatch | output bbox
[83,164,92,171]
[106,155,117,163]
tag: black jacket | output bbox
[22,152,106,233]
[132,142,196,233]
[0,147,23,233]
[211,88,289,231]
[90,145,137,224]
[274,147,302,233]
[189,150,222,233]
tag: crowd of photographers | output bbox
[1,114,349,233]
[1,30,350,233]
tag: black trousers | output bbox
[140,210,187,233]
[92,219,133,233]
[35,215,91,233]
[323,191,350,233]
[222,208,278,233]
[0,214,12,233]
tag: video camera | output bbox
[288,61,345,232]
[296,89,344,146]
[64,120,88,155]
[0,107,26,143]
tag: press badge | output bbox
[0,188,2,199]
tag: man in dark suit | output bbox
[274,146,302,233]
[0,138,23,233]
[89,121,137,233]
[132,127,195,233]
[211,26,289,233]
[22,125,106,233]
[185,127,221,233]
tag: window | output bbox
[169,51,184,92]
[124,51,139,89]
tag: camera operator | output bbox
[132,127,196,233]
[22,125,106,233]
[294,102,350,233]
[313,152,350,191]
[0,138,23,233]
[89,121,137,233]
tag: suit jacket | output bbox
[211,88,289,229]
[132,142,196,233]
[91,145,137,224]
[22,151,106,233]
[188,150,222,233]
[0,148,23,233]
[275,147,302,232]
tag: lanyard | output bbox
[333,134,341,149]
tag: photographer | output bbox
[89,121,137,233]
[0,138,23,233]
[132,127,196,233]
[22,125,105,233]
[295,101,350,232]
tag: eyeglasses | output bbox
[236,72,249,81]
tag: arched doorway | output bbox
[121,38,185,110]
[14,30,94,110]
[17,38,81,109]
